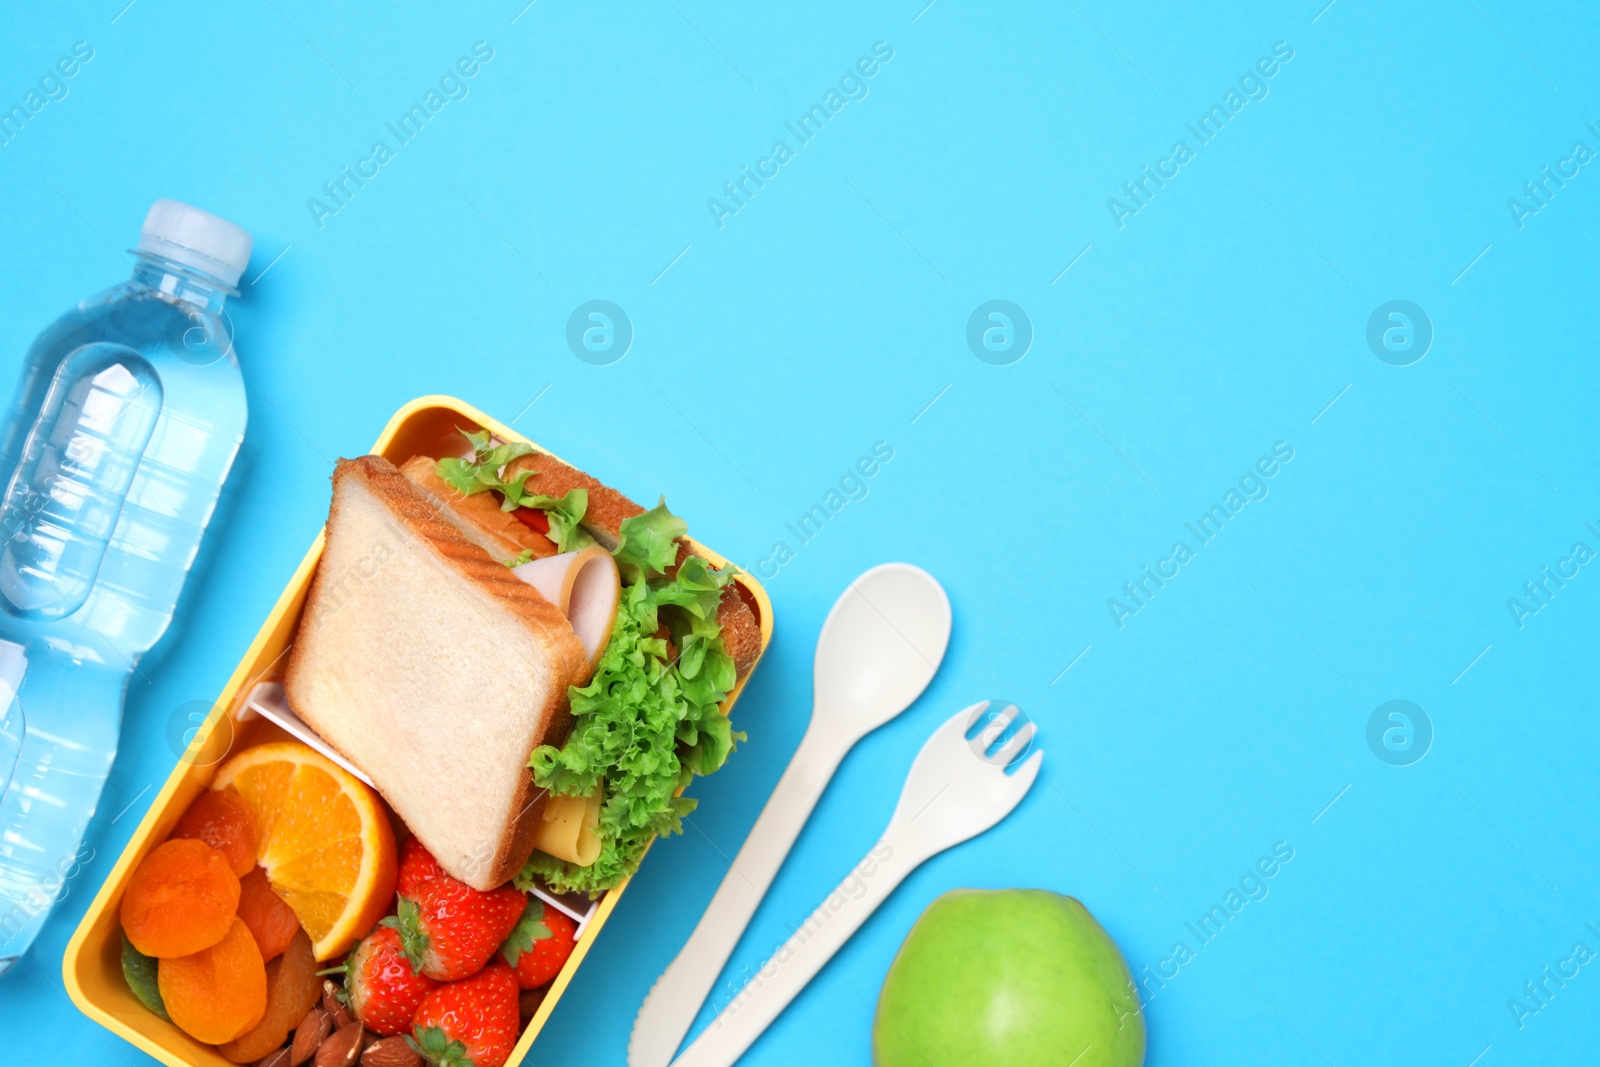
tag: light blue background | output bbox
[2,1,1598,1064]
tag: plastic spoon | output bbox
[671,701,1042,1067]
[628,563,951,1067]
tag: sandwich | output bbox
[284,430,761,896]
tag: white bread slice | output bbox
[284,456,589,889]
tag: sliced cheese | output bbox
[535,788,604,866]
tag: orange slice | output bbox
[212,742,396,960]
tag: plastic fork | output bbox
[669,701,1042,1067]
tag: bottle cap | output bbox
[136,199,253,288]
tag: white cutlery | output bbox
[671,700,1042,1067]
[628,563,951,1067]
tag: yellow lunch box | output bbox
[62,394,773,1067]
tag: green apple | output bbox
[874,889,1144,1067]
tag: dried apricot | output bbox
[217,929,320,1063]
[158,916,268,1044]
[237,867,302,961]
[171,787,259,878]
[121,838,241,958]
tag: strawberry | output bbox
[384,876,526,982]
[408,961,521,1067]
[397,837,449,896]
[329,926,440,1036]
[499,898,577,989]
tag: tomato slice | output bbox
[513,506,551,535]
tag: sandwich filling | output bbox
[433,432,743,896]
[436,432,594,556]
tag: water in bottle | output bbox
[0,199,252,973]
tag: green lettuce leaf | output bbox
[520,511,744,898]
[436,429,538,496]
[651,555,734,620]
[613,499,688,583]
[433,431,596,553]
[518,490,596,553]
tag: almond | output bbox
[314,1024,365,1067]
[258,1048,293,1067]
[322,980,355,1029]
[289,1009,331,1067]
[519,988,546,1025]
[361,1036,422,1067]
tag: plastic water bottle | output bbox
[0,200,251,973]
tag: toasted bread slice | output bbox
[505,450,763,677]
[398,455,557,561]
[505,451,642,552]
[285,456,589,890]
